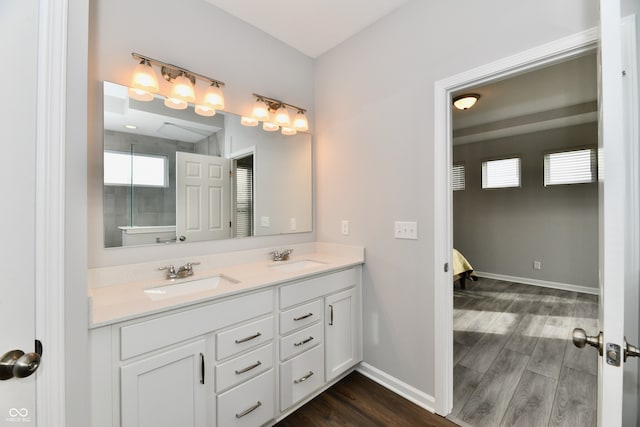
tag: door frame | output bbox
[432,28,600,416]
[35,0,68,424]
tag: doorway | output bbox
[448,53,599,425]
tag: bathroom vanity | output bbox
[89,243,364,427]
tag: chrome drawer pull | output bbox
[294,371,314,384]
[235,332,261,344]
[293,313,313,321]
[235,401,262,418]
[294,336,314,347]
[235,361,262,375]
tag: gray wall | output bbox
[453,123,598,288]
[315,0,600,398]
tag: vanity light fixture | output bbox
[128,53,225,116]
[452,93,480,110]
[245,93,309,135]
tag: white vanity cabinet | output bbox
[90,264,362,427]
[278,268,362,412]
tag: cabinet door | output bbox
[325,287,360,381]
[121,340,207,427]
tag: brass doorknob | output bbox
[572,328,603,356]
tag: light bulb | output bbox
[263,122,279,132]
[252,99,270,121]
[281,127,297,136]
[241,116,259,127]
[169,74,195,104]
[274,105,290,126]
[130,60,159,94]
[204,83,224,110]
[293,111,308,131]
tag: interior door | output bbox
[0,0,40,422]
[176,152,231,243]
[592,0,628,424]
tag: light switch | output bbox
[290,217,297,231]
[341,220,349,236]
[394,221,418,239]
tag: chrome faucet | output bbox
[176,261,201,278]
[271,249,293,261]
[159,261,200,279]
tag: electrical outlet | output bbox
[341,220,349,236]
[394,221,418,239]
[261,216,270,227]
[533,261,541,270]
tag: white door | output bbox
[591,0,628,424]
[176,152,231,243]
[0,0,40,423]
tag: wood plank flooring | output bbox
[275,371,457,427]
[451,278,598,427]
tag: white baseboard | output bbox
[356,362,436,413]
[475,271,599,295]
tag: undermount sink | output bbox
[144,275,239,301]
[269,260,327,273]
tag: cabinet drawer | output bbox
[280,322,322,361]
[280,268,356,309]
[280,345,323,411]
[217,369,275,427]
[216,344,273,393]
[217,316,274,360]
[280,299,323,335]
[120,289,273,360]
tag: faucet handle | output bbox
[159,265,176,272]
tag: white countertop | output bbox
[88,243,364,328]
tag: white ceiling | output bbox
[203,0,411,58]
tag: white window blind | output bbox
[544,148,596,186]
[482,157,521,189]
[234,160,254,238]
[452,164,465,191]
[104,150,168,187]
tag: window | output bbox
[104,150,168,187]
[234,155,254,238]
[482,157,521,189]
[544,148,596,186]
[452,164,465,191]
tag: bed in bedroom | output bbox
[453,249,477,289]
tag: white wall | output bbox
[88,0,316,267]
[315,0,599,398]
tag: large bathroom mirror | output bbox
[103,81,312,248]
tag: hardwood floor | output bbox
[451,278,598,427]
[275,371,457,427]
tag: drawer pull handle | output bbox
[235,361,262,375]
[329,304,334,326]
[294,313,313,321]
[294,371,314,384]
[294,336,314,347]
[235,332,262,344]
[200,353,205,384]
[235,401,262,418]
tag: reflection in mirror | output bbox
[103,81,312,248]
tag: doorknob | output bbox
[624,338,640,362]
[0,340,42,380]
[572,328,603,355]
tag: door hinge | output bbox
[444,262,449,273]
[229,221,232,228]
[229,170,233,177]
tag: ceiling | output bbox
[452,53,597,144]
[203,0,411,58]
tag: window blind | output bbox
[544,148,596,186]
[234,162,254,238]
[482,157,521,189]
[452,164,465,191]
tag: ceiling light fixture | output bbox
[245,93,308,135]
[452,93,480,110]
[128,53,225,116]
